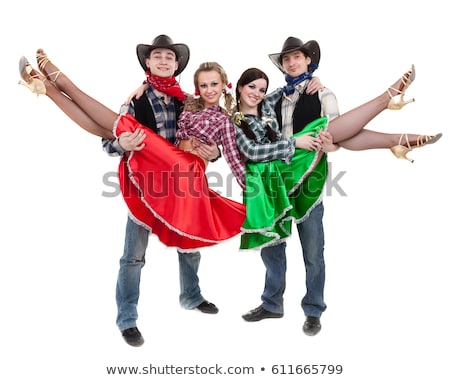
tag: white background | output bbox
[1,0,449,379]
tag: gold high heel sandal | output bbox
[387,64,416,110]
[390,133,443,163]
[18,56,46,95]
[36,48,61,85]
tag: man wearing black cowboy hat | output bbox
[242,36,339,337]
[103,34,221,347]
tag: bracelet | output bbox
[210,149,222,162]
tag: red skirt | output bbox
[115,113,246,250]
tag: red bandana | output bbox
[145,71,186,101]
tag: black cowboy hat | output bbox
[136,34,190,77]
[269,37,320,73]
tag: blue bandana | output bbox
[282,63,319,95]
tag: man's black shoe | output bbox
[302,316,321,336]
[196,301,219,314]
[121,327,144,347]
[242,305,283,322]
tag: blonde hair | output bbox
[184,62,235,115]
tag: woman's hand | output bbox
[306,76,324,95]
[319,130,340,153]
[124,83,149,105]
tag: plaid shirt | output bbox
[234,89,296,164]
[101,88,176,156]
[177,105,246,189]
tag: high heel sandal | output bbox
[387,64,416,110]
[18,56,46,95]
[36,48,61,85]
[390,133,442,163]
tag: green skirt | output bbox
[240,117,329,250]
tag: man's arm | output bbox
[319,88,340,151]
[193,139,221,161]
[102,101,146,156]
[102,136,124,157]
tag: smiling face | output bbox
[145,48,179,78]
[238,78,267,114]
[196,70,225,108]
[281,49,311,77]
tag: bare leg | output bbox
[44,78,115,139]
[36,49,117,136]
[20,56,115,139]
[328,94,387,142]
[327,67,414,143]
[339,130,422,150]
[321,66,442,162]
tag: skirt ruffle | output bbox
[115,113,246,250]
[240,117,329,250]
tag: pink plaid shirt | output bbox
[176,105,245,189]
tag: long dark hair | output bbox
[235,68,277,142]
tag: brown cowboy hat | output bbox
[136,34,190,77]
[269,37,320,73]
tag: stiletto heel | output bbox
[387,64,416,110]
[390,133,443,163]
[36,48,61,85]
[18,56,46,95]
[390,144,414,163]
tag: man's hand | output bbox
[193,138,220,161]
[118,129,146,151]
[294,133,322,151]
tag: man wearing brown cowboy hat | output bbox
[242,36,339,337]
[103,34,221,347]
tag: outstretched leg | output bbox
[339,129,442,162]
[325,65,442,162]
[327,66,415,143]
[339,130,419,150]
[45,81,115,139]
[36,49,117,135]
[19,56,115,140]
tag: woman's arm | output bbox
[234,123,295,163]
[124,82,149,105]
[219,118,246,189]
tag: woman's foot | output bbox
[18,56,46,95]
[390,132,442,163]
[387,65,416,110]
[36,48,61,85]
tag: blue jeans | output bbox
[178,251,205,309]
[260,202,327,317]
[115,217,204,331]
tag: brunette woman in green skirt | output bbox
[233,67,441,250]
